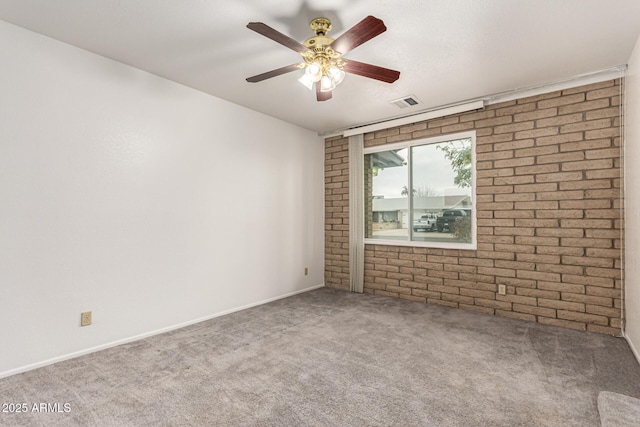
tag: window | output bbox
[364,131,476,249]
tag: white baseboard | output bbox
[0,284,325,380]
[623,332,640,366]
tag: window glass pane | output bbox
[411,138,473,244]
[364,149,409,240]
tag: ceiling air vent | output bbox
[390,95,422,109]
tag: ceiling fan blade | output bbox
[247,22,309,53]
[330,16,387,55]
[343,60,400,83]
[246,64,301,83]
[316,84,332,101]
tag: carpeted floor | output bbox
[1,288,639,426]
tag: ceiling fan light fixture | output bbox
[306,62,323,81]
[328,66,346,85]
[320,75,336,92]
[298,72,316,90]
[246,16,400,101]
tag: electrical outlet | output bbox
[304,267,308,276]
[80,311,92,327]
[498,285,507,296]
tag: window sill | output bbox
[364,238,477,251]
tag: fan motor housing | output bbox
[305,18,338,54]
[303,35,334,51]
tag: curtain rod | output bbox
[319,65,626,138]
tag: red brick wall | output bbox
[325,79,623,334]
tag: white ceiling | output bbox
[1,0,639,134]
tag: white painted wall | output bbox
[625,33,640,362]
[0,21,324,377]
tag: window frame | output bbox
[363,130,477,250]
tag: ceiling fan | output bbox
[246,16,400,101]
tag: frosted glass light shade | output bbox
[298,72,315,90]
[328,66,345,85]
[320,75,336,92]
[307,62,322,82]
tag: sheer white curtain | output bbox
[348,134,364,293]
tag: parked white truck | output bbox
[412,213,438,232]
